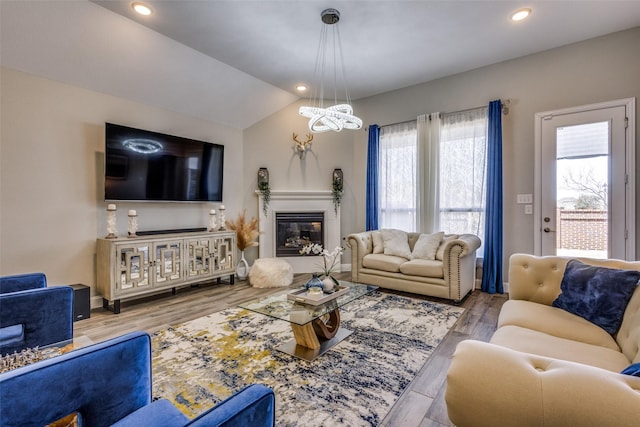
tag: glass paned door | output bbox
[538,104,629,259]
[555,122,609,258]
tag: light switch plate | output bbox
[524,204,533,215]
[517,194,533,204]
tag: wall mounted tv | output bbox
[105,123,224,202]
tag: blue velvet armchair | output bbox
[0,331,276,427]
[0,272,74,355]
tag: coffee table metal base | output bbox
[275,328,353,361]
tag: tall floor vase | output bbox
[236,251,250,280]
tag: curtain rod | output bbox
[371,99,510,130]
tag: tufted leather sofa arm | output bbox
[446,339,640,427]
[441,234,481,301]
[346,231,373,281]
[443,234,481,259]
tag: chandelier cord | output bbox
[335,24,351,107]
[311,23,328,109]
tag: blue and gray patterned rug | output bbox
[151,291,464,427]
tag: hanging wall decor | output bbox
[257,167,271,216]
[292,132,314,159]
[332,168,343,214]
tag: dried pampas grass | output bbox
[226,210,259,251]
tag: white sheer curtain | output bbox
[417,113,441,233]
[379,121,418,231]
[439,108,488,250]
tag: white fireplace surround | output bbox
[257,190,341,274]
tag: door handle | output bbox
[543,227,555,233]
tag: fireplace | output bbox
[257,190,340,274]
[275,212,324,257]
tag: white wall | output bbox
[0,68,244,295]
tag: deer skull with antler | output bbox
[292,132,314,159]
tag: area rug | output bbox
[151,291,464,427]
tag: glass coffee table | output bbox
[239,280,377,361]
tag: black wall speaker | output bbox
[70,284,91,322]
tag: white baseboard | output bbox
[90,295,103,310]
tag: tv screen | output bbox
[105,123,224,202]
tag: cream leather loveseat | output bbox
[446,254,640,427]
[346,230,481,302]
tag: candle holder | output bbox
[208,209,217,232]
[128,210,138,238]
[106,204,117,239]
[218,205,226,230]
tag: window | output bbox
[377,109,488,251]
[378,122,417,231]
[438,109,487,249]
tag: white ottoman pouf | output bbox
[249,258,294,288]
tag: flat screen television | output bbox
[105,123,224,202]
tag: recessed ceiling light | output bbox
[296,85,308,92]
[132,2,153,16]
[511,8,532,22]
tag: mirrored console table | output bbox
[96,230,236,314]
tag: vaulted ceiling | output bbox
[2,1,640,129]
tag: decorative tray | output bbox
[287,285,349,306]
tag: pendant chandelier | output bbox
[299,8,362,133]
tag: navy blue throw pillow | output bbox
[552,259,640,335]
[621,363,640,377]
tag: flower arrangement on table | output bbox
[225,210,259,251]
[299,243,344,290]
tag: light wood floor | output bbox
[75,273,507,426]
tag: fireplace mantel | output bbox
[256,190,341,274]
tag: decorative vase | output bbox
[305,274,324,291]
[236,250,250,280]
[322,275,338,292]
